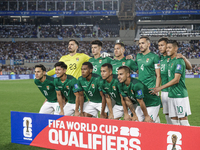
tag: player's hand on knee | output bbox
[80,112,84,117]
[100,112,107,119]
[144,115,154,123]
[132,115,139,121]
[74,110,80,116]
[59,110,64,115]
[108,113,114,119]
[124,114,131,121]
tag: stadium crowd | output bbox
[0,40,200,75]
[0,25,119,38]
[135,0,200,11]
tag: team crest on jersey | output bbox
[92,84,95,88]
[146,58,149,62]
[122,62,125,66]
[66,86,69,89]
[76,58,79,61]
[113,86,116,90]
[46,86,49,90]
[167,58,170,62]
[99,60,102,63]
[131,90,134,94]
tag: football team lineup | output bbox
[34,38,192,126]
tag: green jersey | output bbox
[136,52,160,89]
[34,75,57,103]
[54,75,82,104]
[168,57,188,98]
[89,56,112,76]
[160,55,170,92]
[78,73,102,103]
[119,78,161,107]
[111,57,138,75]
[99,75,122,106]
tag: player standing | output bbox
[54,62,82,116]
[158,37,192,124]
[89,40,113,76]
[34,64,60,115]
[111,42,138,75]
[118,66,160,122]
[78,62,107,118]
[151,40,191,126]
[47,39,91,79]
[136,36,161,123]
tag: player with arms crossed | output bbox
[118,66,161,122]
[158,38,192,124]
[89,40,113,76]
[54,62,82,116]
[151,40,191,126]
[47,39,91,79]
[100,63,131,120]
[78,62,107,118]
[34,64,60,115]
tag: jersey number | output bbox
[140,64,144,71]
[88,91,93,97]
[43,90,48,96]
[69,63,77,70]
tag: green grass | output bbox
[0,78,200,149]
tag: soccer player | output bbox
[54,62,82,116]
[136,36,161,123]
[34,64,60,115]
[100,63,131,120]
[151,40,191,126]
[78,62,107,118]
[89,40,113,76]
[118,66,161,122]
[158,37,192,124]
[111,42,138,75]
[47,39,91,79]
[136,36,161,89]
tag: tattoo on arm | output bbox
[105,94,110,98]
[124,98,135,113]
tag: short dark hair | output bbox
[158,37,169,44]
[140,36,150,43]
[167,40,179,47]
[91,40,103,47]
[101,63,113,71]
[82,62,93,70]
[69,39,79,47]
[35,64,46,71]
[54,62,67,70]
[118,66,130,74]
[115,42,125,48]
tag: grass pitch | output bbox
[0,78,200,149]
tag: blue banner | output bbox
[136,10,200,16]
[0,10,116,16]
[0,59,6,64]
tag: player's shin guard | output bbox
[155,115,160,123]
[165,115,172,124]
[180,120,190,126]
[171,119,180,125]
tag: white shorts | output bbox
[161,91,169,114]
[39,101,60,115]
[84,101,108,117]
[113,105,124,119]
[63,103,75,116]
[168,97,191,118]
[136,105,160,122]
